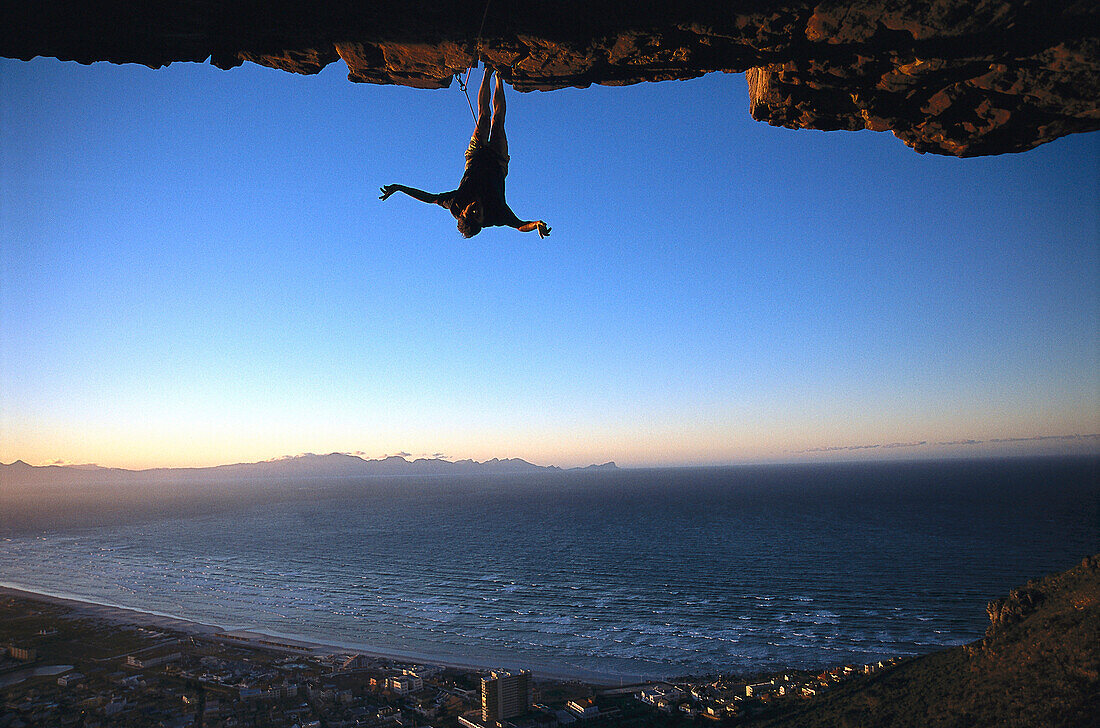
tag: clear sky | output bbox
[1,57,1098,469]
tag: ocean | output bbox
[2,457,1097,682]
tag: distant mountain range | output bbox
[0,454,618,487]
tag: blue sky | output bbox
[1,57,1097,467]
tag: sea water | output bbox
[2,457,1097,682]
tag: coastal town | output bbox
[0,590,903,728]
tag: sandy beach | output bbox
[0,583,225,635]
[0,583,618,685]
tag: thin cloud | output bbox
[796,444,881,453]
[793,433,1098,454]
[988,434,1099,443]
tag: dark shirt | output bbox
[436,147,521,228]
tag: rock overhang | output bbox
[4,0,1098,156]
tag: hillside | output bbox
[749,555,1100,728]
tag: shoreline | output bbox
[0,583,632,686]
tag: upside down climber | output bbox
[379,66,551,239]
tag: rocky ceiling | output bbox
[5,1,1098,156]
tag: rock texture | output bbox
[4,1,1098,156]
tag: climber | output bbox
[379,65,551,239]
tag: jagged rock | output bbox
[3,1,1097,156]
[982,554,1098,642]
[985,587,1046,632]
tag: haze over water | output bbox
[2,457,1096,682]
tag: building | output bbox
[701,705,727,720]
[460,711,487,728]
[241,682,299,701]
[639,686,682,707]
[404,664,442,679]
[745,681,776,698]
[127,652,181,669]
[481,670,533,724]
[388,674,423,695]
[57,672,84,687]
[565,699,599,719]
[7,645,37,662]
[342,654,372,670]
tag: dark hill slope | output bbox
[750,555,1100,728]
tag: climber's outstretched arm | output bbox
[516,220,551,237]
[499,205,550,237]
[379,184,443,204]
[499,205,550,236]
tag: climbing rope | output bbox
[456,0,494,122]
[457,73,478,122]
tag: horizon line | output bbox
[5,432,1099,471]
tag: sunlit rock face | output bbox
[4,0,1097,156]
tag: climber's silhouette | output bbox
[379,66,551,239]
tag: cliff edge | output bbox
[3,1,1098,157]
[751,555,1100,727]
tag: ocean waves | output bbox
[2,459,1097,680]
